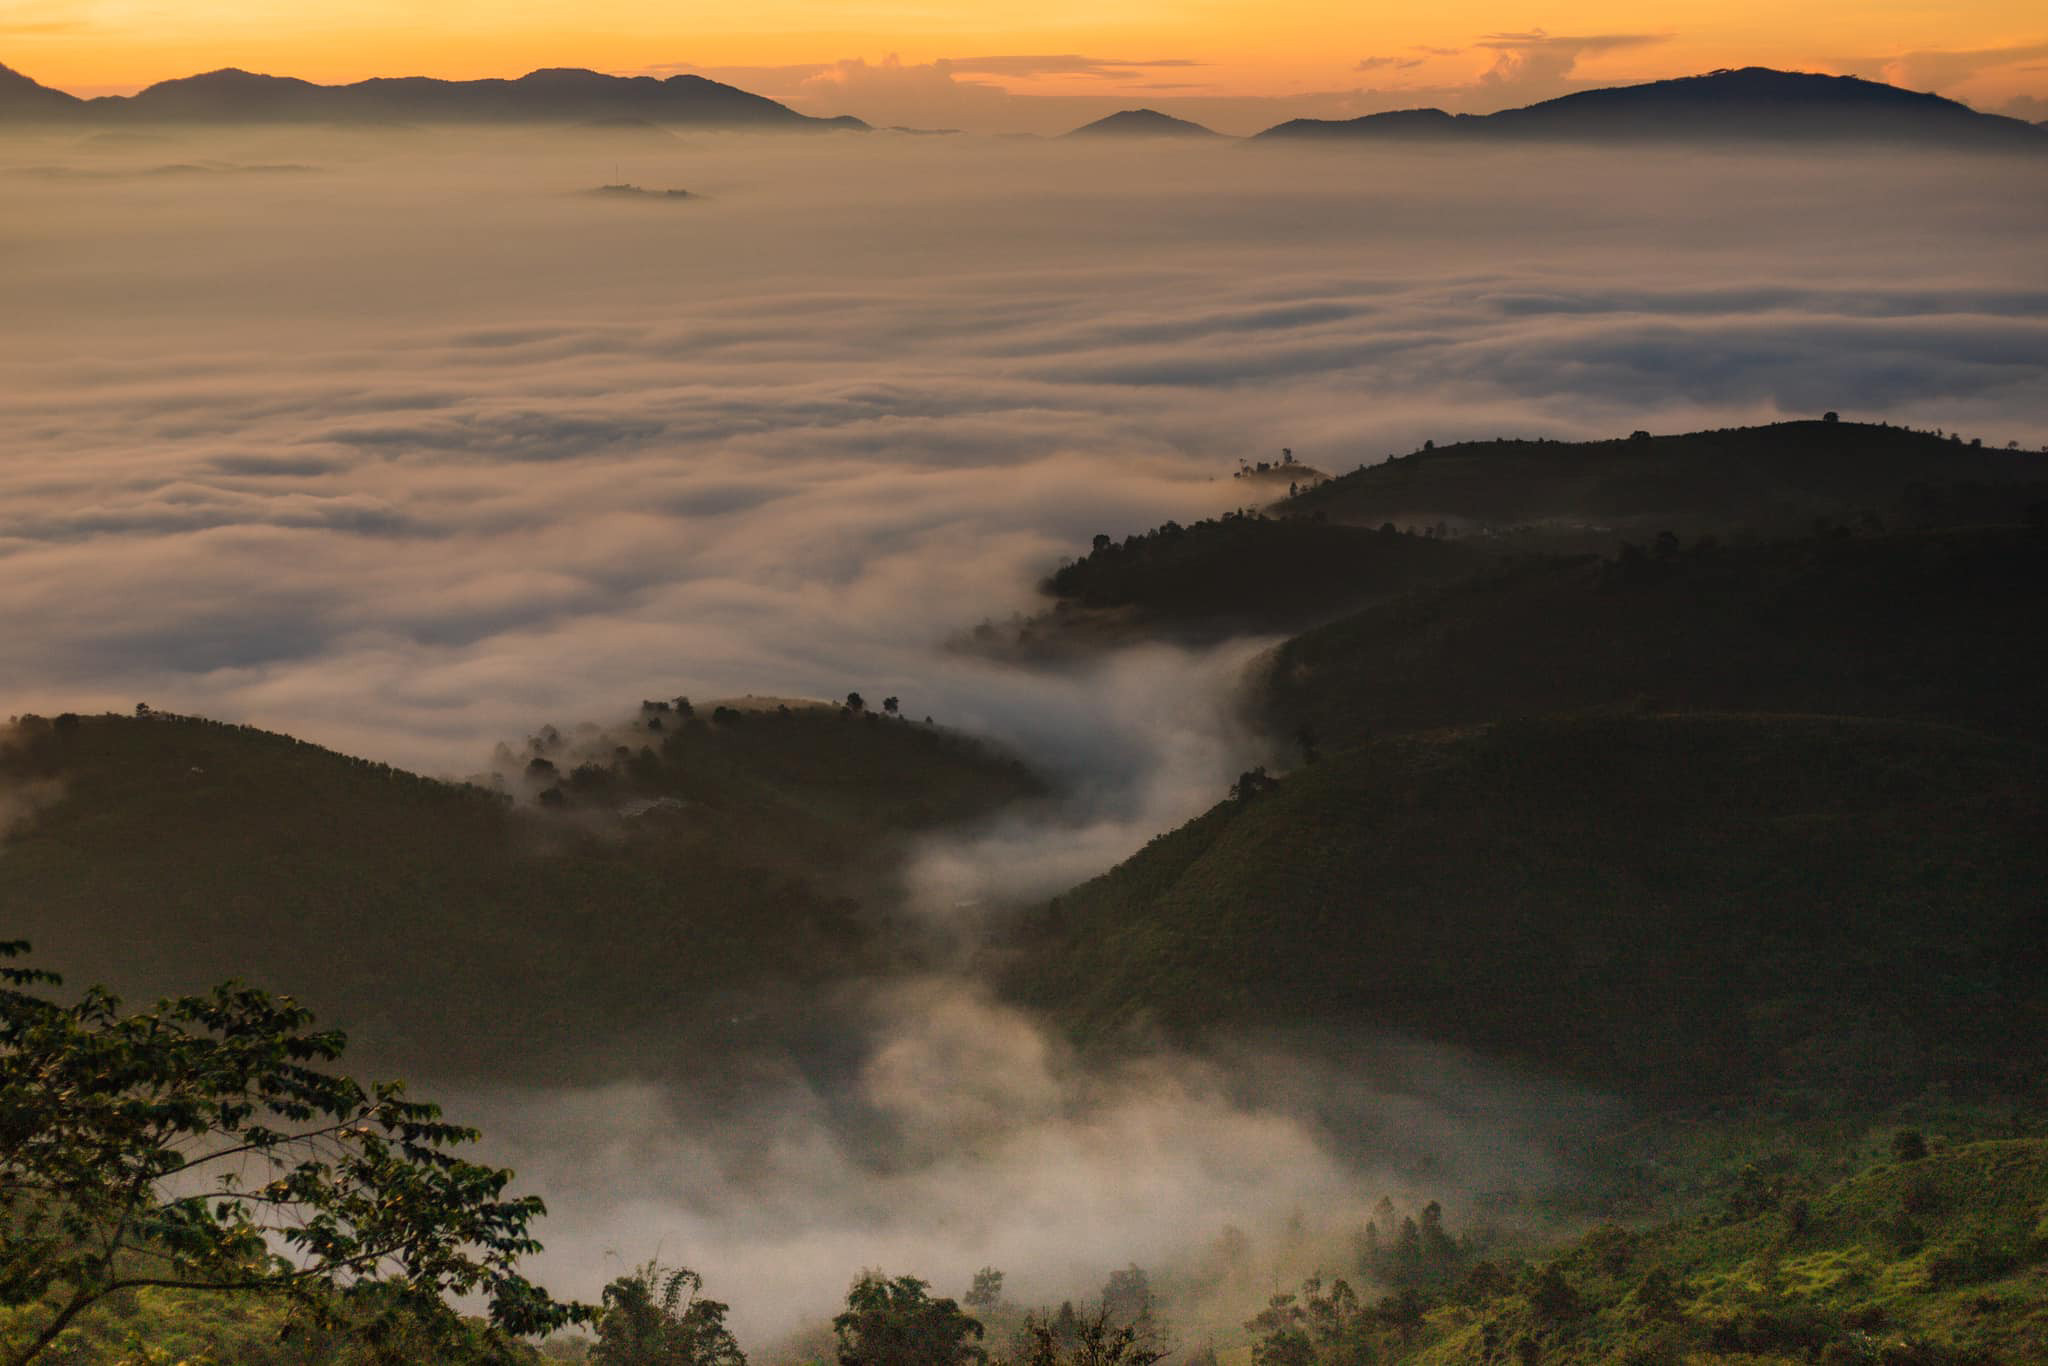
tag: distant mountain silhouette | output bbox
[1257,67,2046,149]
[1259,107,1464,141]
[0,61,82,117]
[0,62,866,130]
[1064,108,1223,139]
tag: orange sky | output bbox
[7,1,2047,129]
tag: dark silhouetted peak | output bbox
[139,67,318,94]
[1486,66,2046,147]
[1253,66,2047,149]
[516,67,619,85]
[5,61,862,129]
[1065,108,1222,138]
[1257,107,1463,140]
[0,61,85,116]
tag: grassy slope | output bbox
[1263,525,2048,751]
[1029,516,1485,640]
[1010,422,2045,651]
[2,1288,546,1366]
[1004,714,2047,1105]
[0,710,1041,1085]
[1390,1137,2048,1364]
[1290,422,2044,539]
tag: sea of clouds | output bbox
[4,128,2043,774]
[3,125,2044,1342]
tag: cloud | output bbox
[2,127,2040,774]
[0,1,88,37]
[1473,28,1671,99]
[940,54,1205,81]
[1874,39,2048,94]
[634,28,1682,132]
[631,53,1212,132]
[448,981,1611,1342]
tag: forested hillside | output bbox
[0,705,1041,1086]
[1004,713,2046,1103]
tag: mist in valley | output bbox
[4,121,2045,1356]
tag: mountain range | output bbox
[0,61,866,130]
[5,61,2045,147]
[1256,66,2045,148]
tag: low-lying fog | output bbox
[6,128,2042,770]
[4,125,2044,1346]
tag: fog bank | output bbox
[3,129,2043,773]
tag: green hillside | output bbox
[1262,524,2048,751]
[1012,515,1484,646]
[1003,713,2047,1104]
[1005,422,2046,653]
[1240,1135,2048,1366]
[1290,421,2044,542]
[0,707,1043,1087]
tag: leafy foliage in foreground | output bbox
[0,944,586,1366]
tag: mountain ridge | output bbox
[1063,108,1223,138]
[6,61,2042,146]
[0,60,866,129]
[1258,66,2046,148]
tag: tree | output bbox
[1098,1265,1156,1344]
[832,1273,984,1366]
[1020,1306,1164,1366]
[1823,411,1840,423]
[846,694,866,714]
[1244,1291,1313,1366]
[1246,1276,1372,1366]
[883,697,901,717]
[1229,767,1276,803]
[0,942,588,1366]
[591,1263,745,1366]
[963,1268,1003,1314]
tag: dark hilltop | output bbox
[1063,107,1224,138]
[8,60,2042,148]
[0,60,867,130]
[1258,66,2047,149]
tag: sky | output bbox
[6,1,2048,131]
